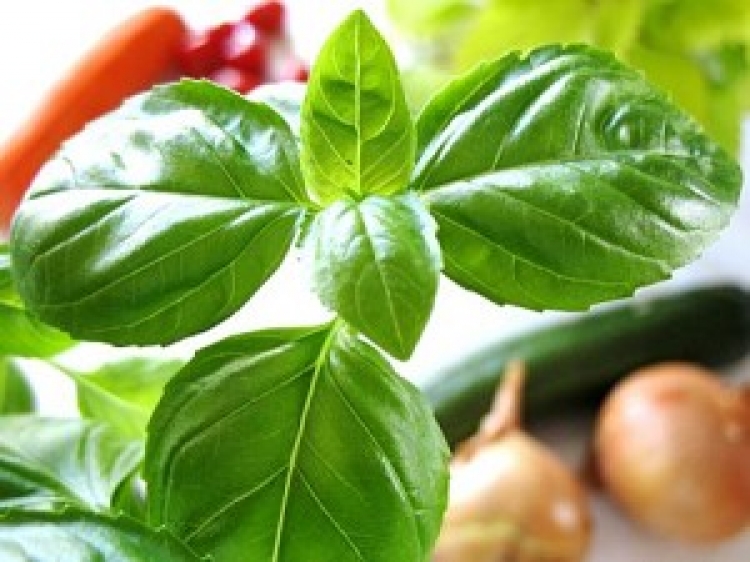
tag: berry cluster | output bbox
[176,1,308,94]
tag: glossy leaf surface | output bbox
[305,194,441,359]
[301,11,415,203]
[0,510,201,561]
[58,354,185,438]
[0,302,74,358]
[146,326,448,562]
[0,416,142,511]
[0,359,34,414]
[415,45,742,311]
[11,80,307,346]
[249,82,306,139]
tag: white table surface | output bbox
[2,2,750,560]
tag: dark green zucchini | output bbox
[423,285,750,447]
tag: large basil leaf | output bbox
[0,302,74,358]
[56,354,185,438]
[415,45,742,311]
[300,11,415,204]
[0,416,142,511]
[0,359,34,414]
[11,80,307,346]
[305,194,441,360]
[249,82,306,139]
[0,510,201,561]
[146,325,449,562]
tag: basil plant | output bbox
[3,10,742,562]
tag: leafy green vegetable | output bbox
[0,359,34,414]
[414,45,741,310]
[456,0,592,71]
[0,416,142,512]
[10,80,307,346]
[249,82,306,138]
[0,302,74,358]
[301,10,415,204]
[641,0,750,51]
[0,242,18,305]
[55,354,185,438]
[389,0,750,153]
[0,509,201,561]
[146,325,448,562]
[4,9,744,559]
[386,0,477,36]
[305,194,441,359]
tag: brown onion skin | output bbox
[435,431,592,562]
[434,363,592,562]
[595,362,750,543]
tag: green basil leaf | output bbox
[0,416,143,512]
[146,325,449,562]
[305,194,441,360]
[0,303,74,358]
[415,45,742,311]
[0,509,201,561]
[0,359,34,415]
[300,10,415,203]
[11,80,307,346]
[56,354,185,438]
[248,82,306,139]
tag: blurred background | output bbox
[1,1,749,560]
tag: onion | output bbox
[434,362,592,562]
[594,362,750,543]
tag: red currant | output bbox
[223,23,269,76]
[244,1,285,35]
[178,23,232,77]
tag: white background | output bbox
[1,2,750,560]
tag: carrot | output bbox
[0,7,188,232]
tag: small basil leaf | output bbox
[0,510,201,561]
[301,10,415,203]
[11,80,307,346]
[146,325,449,562]
[0,303,74,358]
[416,45,742,311]
[56,354,185,438]
[305,194,441,360]
[0,359,35,414]
[248,82,306,139]
[0,416,142,512]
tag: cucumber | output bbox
[424,285,750,447]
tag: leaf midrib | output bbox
[271,325,340,562]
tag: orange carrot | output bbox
[0,7,188,231]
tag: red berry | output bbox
[277,58,309,82]
[244,1,285,35]
[210,67,264,94]
[223,23,269,76]
[178,23,233,77]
